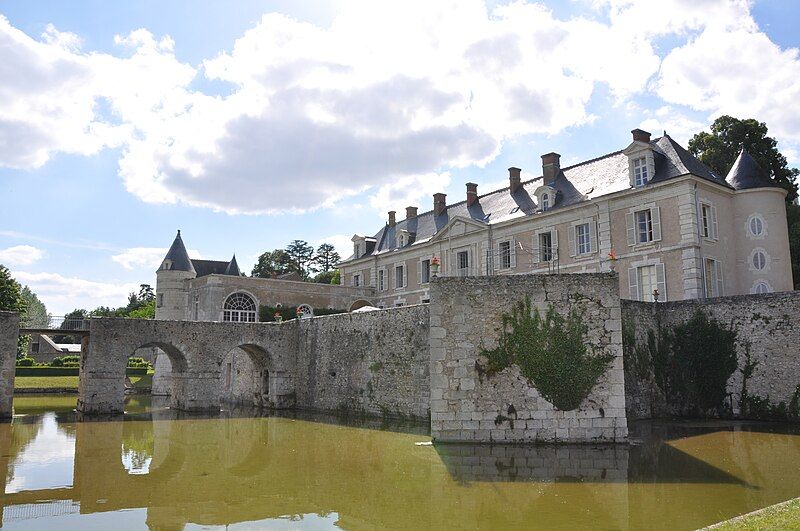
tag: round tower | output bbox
[155,230,197,321]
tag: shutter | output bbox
[418,260,423,285]
[656,263,666,302]
[715,260,724,296]
[569,225,576,257]
[370,268,376,287]
[510,237,517,269]
[468,248,474,275]
[628,267,639,301]
[651,206,662,242]
[403,264,408,288]
[626,212,636,246]
[589,220,598,253]
[711,206,719,241]
[532,234,540,264]
[485,248,491,275]
[552,228,559,256]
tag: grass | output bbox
[14,371,154,390]
[705,497,800,530]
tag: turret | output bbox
[225,254,241,276]
[155,230,196,320]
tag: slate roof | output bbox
[192,259,235,278]
[160,230,195,273]
[224,255,241,276]
[342,134,727,263]
[725,148,776,191]
[159,231,241,277]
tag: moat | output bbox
[2,395,800,530]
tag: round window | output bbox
[754,281,771,294]
[748,215,765,237]
[752,251,767,270]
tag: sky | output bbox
[1,0,799,314]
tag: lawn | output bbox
[14,372,154,390]
[706,497,800,530]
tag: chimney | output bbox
[405,206,418,219]
[631,128,651,143]
[541,153,561,185]
[466,183,478,206]
[388,211,396,227]
[508,167,521,193]
[433,193,447,216]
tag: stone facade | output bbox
[623,291,800,419]
[0,312,19,418]
[429,274,627,443]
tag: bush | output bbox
[50,355,80,367]
[16,357,36,367]
[127,357,151,369]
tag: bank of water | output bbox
[2,395,800,530]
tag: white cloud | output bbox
[11,271,139,314]
[314,234,354,262]
[639,106,709,146]
[369,172,452,218]
[0,245,44,266]
[111,247,202,270]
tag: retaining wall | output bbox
[0,312,19,418]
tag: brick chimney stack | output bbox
[466,183,478,206]
[388,211,396,227]
[433,193,447,216]
[631,128,651,143]
[508,167,521,193]
[541,153,561,185]
[405,206,418,219]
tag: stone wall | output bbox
[293,305,430,418]
[622,291,800,419]
[429,274,627,443]
[0,312,19,418]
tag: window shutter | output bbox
[493,244,500,271]
[468,248,474,275]
[418,260,423,285]
[715,260,724,296]
[656,263,666,302]
[403,264,408,288]
[626,212,636,246]
[589,220,598,253]
[370,268,376,287]
[651,207,662,242]
[510,238,517,268]
[628,267,639,301]
[552,228,559,256]
[532,234,540,264]
[711,206,719,241]
[569,225,576,257]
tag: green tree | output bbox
[54,309,87,344]
[0,265,28,356]
[251,249,294,278]
[314,243,341,272]
[19,286,48,328]
[285,240,316,279]
[689,116,800,288]
[312,269,341,284]
[127,299,156,319]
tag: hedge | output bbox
[15,367,149,377]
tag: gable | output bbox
[429,216,487,242]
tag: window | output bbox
[541,193,550,211]
[420,259,431,284]
[395,265,405,289]
[703,258,723,298]
[633,157,648,186]
[223,292,257,322]
[157,293,163,308]
[576,223,591,255]
[628,262,666,302]
[353,242,362,258]
[638,265,658,302]
[539,232,553,262]
[193,294,199,320]
[457,250,470,277]
[753,280,771,294]
[378,269,386,291]
[499,241,512,269]
[353,273,361,287]
[752,250,767,270]
[700,203,718,240]
[748,215,765,237]
[636,209,653,243]
[701,204,711,238]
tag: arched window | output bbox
[753,281,771,294]
[223,292,257,322]
[541,193,550,211]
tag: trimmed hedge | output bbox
[15,367,149,377]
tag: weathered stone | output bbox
[0,312,19,418]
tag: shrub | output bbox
[16,357,36,367]
[50,355,80,367]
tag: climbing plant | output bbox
[480,297,614,411]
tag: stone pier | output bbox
[0,312,19,419]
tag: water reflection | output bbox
[2,396,800,530]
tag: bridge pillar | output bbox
[0,312,19,419]
[171,371,221,412]
[77,333,126,415]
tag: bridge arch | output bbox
[220,342,294,409]
[349,299,374,312]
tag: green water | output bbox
[2,396,800,530]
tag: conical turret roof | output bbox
[225,254,241,276]
[726,149,775,190]
[159,230,196,273]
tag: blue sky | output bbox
[1,0,799,314]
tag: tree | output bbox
[312,269,341,284]
[53,309,87,344]
[315,243,341,273]
[0,265,28,356]
[251,249,294,278]
[688,116,799,202]
[689,116,800,289]
[19,286,48,328]
[285,240,316,279]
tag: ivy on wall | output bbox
[480,297,614,411]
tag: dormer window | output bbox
[533,185,556,212]
[351,235,366,259]
[541,193,550,211]
[162,260,173,270]
[633,157,648,187]
[396,229,410,248]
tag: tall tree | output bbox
[315,243,341,273]
[251,249,294,278]
[285,240,316,279]
[0,265,28,356]
[19,286,48,328]
[689,116,800,288]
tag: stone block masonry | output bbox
[429,274,627,443]
[0,311,19,418]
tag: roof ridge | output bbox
[560,149,626,171]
